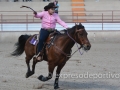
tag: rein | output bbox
[67,31,84,56]
[53,43,71,57]
[51,30,83,58]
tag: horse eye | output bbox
[80,34,83,36]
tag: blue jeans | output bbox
[37,28,52,54]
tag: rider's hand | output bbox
[33,11,37,15]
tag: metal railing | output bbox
[0,10,120,31]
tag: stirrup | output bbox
[35,52,43,61]
[36,52,41,57]
[37,56,42,61]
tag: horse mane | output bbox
[56,24,85,35]
[66,24,85,34]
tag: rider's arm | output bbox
[34,11,45,18]
[55,14,68,28]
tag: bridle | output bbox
[52,29,84,58]
[66,30,84,56]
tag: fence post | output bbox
[1,14,3,31]
[33,15,34,22]
[72,12,73,23]
[26,14,28,31]
[102,13,103,30]
[77,13,78,23]
[112,11,113,22]
[0,15,2,31]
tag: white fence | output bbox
[0,23,120,31]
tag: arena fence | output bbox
[0,10,120,31]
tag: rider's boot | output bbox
[35,52,43,62]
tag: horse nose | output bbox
[87,45,91,50]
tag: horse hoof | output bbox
[26,73,30,78]
[38,75,47,82]
[38,75,44,80]
[26,71,34,78]
[54,86,59,89]
[54,83,59,89]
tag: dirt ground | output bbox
[0,42,120,90]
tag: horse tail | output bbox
[11,34,31,56]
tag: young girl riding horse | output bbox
[33,2,69,61]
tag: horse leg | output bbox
[54,63,66,89]
[31,57,39,75]
[25,56,33,78]
[38,63,56,82]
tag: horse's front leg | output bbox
[54,63,66,89]
[38,63,56,81]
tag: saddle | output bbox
[29,34,39,46]
[29,30,66,55]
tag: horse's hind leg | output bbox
[31,57,39,74]
[25,56,34,78]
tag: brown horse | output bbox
[11,23,91,89]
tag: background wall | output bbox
[0,0,120,43]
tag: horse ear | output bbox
[79,23,82,25]
[75,23,78,29]
[75,23,77,26]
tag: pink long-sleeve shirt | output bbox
[34,11,68,29]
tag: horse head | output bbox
[73,23,91,51]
